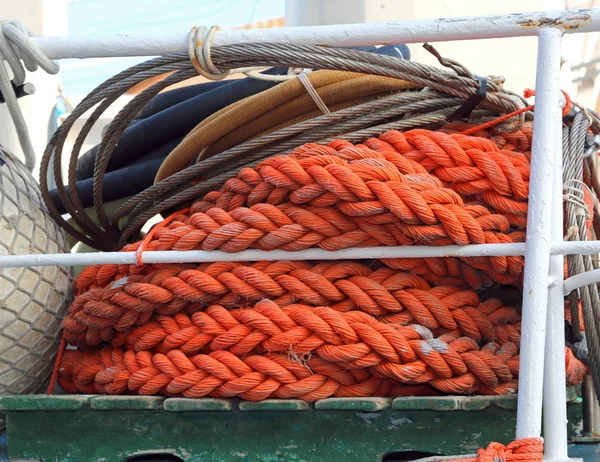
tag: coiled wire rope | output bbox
[40,36,528,251]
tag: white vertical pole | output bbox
[516,27,564,440]
[542,97,571,461]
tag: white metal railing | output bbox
[28,9,600,59]
[2,8,600,461]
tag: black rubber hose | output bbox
[376,44,411,60]
[133,80,232,120]
[75,67,287,181]
[128,136,185,165]
[69,45,413,205]
[51,155,167,214]
[74,46,410,182]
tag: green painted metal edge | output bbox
[90,396,165,410]
[393,396,460,411]
[0,388,577,413]
[163,398,233,412]
[315,397,390,411]
[0,400,584,461]
[459,396,492,411]
[492,396,518,410]
[239,399,311,412]
[0,395,92,411]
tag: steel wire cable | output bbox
[40,45,527,250]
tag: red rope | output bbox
[462,89,572,136]
[47,334,66,394]
[136,208,190,265]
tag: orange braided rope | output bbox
[54,124,588,402]
[62,261,521,348]
[72,127,534,296]
[197,128,532,228]
[444,437,543,462]
[59,347,442,399]
[46,335,66,394]
[59,308,520,398]
[110,297,521,354]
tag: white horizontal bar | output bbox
[561,240,600,294]
[1,240,599,268]
[553,240,600,255]
[564,269,600,294]
[0,243,528,268]
[30,8,600,59]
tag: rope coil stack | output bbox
[41,37,600,460]
[64,261,521,348]
[40,42,530,251]
[57,127,586,400]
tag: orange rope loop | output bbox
[136,208,190,265]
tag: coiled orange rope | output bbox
[61,300,521,398]
[445,437,543,462]
[56,125,587,404]
[72,128,532,297]
[63,261,520,348]
[109,297,521,354]
[197,128,532,227]
[59,347,437,399]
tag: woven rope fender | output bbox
[0,147,72,399]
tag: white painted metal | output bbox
[3,240,600,269]
[554,240,600,255]
[543,97,569,461]
[516,27,564,440]
[0,243,529,269]
[28,8,600,59]
[564,268,600,294]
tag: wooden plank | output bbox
[0,395,92,411]
[392,396,460,411]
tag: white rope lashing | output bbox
[0,20,59,171]
[187,25,330,114]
